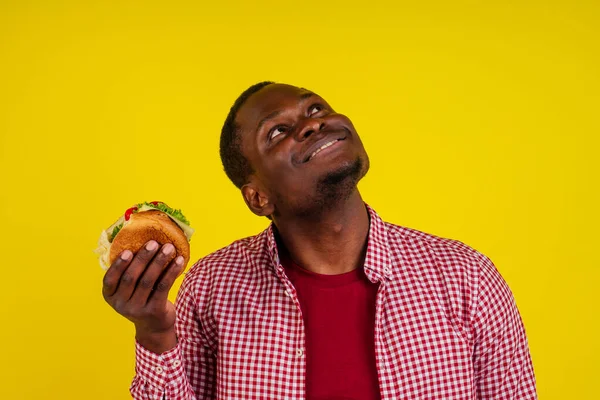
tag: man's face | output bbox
[236,83,369,217]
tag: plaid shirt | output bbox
[131,204,537,399]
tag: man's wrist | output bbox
[135,326,177,354]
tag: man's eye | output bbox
[269,126,287,140]
[309,104,323,115]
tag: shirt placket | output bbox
[274,257,308,400]
[373,278,391,399]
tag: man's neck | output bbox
[273,191,370,275]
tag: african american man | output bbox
[102,82,537,400]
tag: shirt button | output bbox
[296,348,304,357]
[384,267,390,274]
[172,360,181,367]
[154,366,163,374]
[285,290,292,297]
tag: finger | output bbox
[147,255,184,306]
[102,250,133,298]
[130,243,176,305]
[112,240,160,301]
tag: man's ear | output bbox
[241,181,275,218]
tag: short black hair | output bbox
[220,81,275,188]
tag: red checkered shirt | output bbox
[130,204,537,399]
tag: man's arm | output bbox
[472,254,537,399]
[129,259,217,399]
[102,241,215,399]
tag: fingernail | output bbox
[146,241,158,251]
[121,250,132,260]
[162,243,174,255]
[176,256,184,265]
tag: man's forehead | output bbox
[237,84,317,127]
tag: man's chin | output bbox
[276,155,369,219]
[311,156,367,209]
[320,156,367,187]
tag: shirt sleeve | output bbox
[472,254,538,399]
[130,264,217,399]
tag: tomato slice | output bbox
[124,201,163,221]
[124,206,138,221]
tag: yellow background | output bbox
[1,1,598,398]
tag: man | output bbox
[102,82,537,399]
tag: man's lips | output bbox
[302,131,348,163]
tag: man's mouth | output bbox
[304,137,346,163]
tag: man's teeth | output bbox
[309,140,338,160]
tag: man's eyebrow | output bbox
[300,92,315,100]
[257,110,282,132]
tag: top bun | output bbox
[108,210,190,272]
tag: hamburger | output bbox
[94,201,194,271]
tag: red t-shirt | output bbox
[281,251,382,400]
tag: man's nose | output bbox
[296,118,325,141]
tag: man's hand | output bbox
[102,240,184,354]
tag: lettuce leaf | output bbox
[110,223,123,242]
[138,202,191,225]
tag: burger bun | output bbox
[108,210,190,273]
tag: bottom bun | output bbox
[108,210,190,273]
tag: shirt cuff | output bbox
[135,339,185,390]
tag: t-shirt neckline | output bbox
[279,247,363,288]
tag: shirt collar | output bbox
[264,203,392,283]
